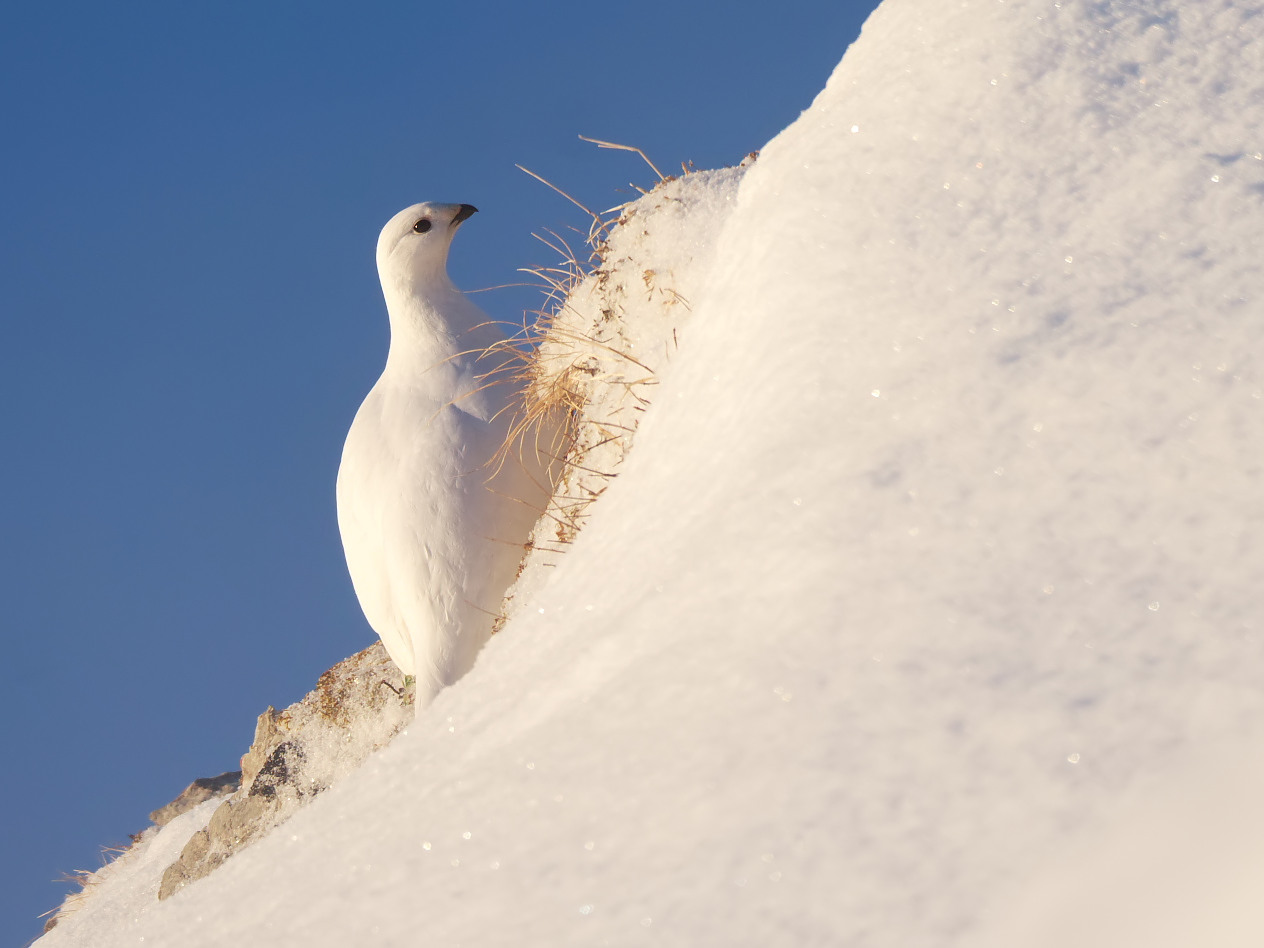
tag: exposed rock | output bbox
[158,642,410,900]
[239,706,282,789]
[148,771,241,827]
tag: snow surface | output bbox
[37,0,1264,944]
[38,800,219,943]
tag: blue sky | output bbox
[1,2,879,941]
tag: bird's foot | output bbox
[378,675,416,705]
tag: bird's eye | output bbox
[412,218,432,234]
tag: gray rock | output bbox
[158,642,411,900]
[149,771,241,827]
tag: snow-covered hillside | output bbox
[37,0,1264,944]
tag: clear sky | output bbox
[1,2,880,942]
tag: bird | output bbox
[336,202,555,706]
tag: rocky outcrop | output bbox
[148,771,241,827]
[157,642,411,900]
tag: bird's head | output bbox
[375,202,479,298]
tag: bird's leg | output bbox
[378,674,416,704]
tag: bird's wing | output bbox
[336,390,429,674]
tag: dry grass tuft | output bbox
[39,838,142,934]
[481,136,684,551]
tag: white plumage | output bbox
[336,202,552,705]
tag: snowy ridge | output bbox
[33,800,221,944]
[36,0,1264,944]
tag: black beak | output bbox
[453,204,478,225]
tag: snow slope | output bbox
[37,0,1264,944]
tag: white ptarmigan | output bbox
[336,202,553,706]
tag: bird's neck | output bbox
[381,270,491,380]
